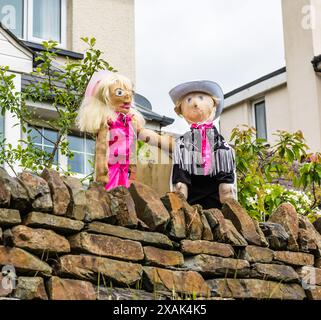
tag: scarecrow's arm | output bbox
[94,123,109,184]
[137,127,174,154]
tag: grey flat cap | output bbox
[169,80,224,120]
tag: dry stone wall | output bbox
[1,167,321,300]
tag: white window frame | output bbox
[24,101,95,182]
[28,125,60,165]
[252,98,267,140]
[67,133,95,177]
[26,0,66,48]
[1,0,67,47]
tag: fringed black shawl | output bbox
[173,126,235,176]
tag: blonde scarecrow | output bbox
[77,71,172,190]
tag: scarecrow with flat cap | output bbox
[169,80,237,209]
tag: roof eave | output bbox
[0,22,35,57]
[224,67,287,99]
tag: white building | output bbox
[221,0,321,152]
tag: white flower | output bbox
[247,197,256,205]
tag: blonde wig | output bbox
[76,72,145,134]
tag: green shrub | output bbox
[230,125,321,222]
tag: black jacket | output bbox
[172,126,235,209]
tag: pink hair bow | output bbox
[85,70,111,98]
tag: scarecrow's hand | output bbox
[174,182,188,199]
[219,183,236,204]
[138,128,174,155]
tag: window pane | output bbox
[85,154,94,175]
[43,128,57,146]
[33,0,61,42]
[68,152,84,174]
[29,126,42,144]
[255,101,267,140]
[0,114,4,139]
[68,135,84,152]
[44,146,58,164]
[86,137,95,155]
[0,0,23,37]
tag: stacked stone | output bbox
[1,168,321,300]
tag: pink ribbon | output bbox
[191,122,214,175]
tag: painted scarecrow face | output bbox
[180,92,216,124]
[108,80,134,114]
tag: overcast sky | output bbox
[135,0,285,133]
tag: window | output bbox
[0,0,66,46]
[29,125,59,164]
[253,100,267,140]
[68,133,95,175]
[0,113,4,140]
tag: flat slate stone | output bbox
[259,222,289,250]
[47,276,96,300]
[181,240,234,258]
[269,203,299,251]
[129,182,170,232]
[68,232,144,262]
[86,221,173,249]
[0,208,21,227]
[14,277,48,300]
[143,246,184,267]
[0,245,52,276]
[273,251,314,266]
[62,176,86,221]
[23,211,84,234]
[0,168,29,212]
[106,186,138,228]
[299,215,321,257]
[143,266,210,297]
[6,225,70,255]
[84,183,116,222]
[203,209,248,246]
[240,245,274,263]
[221,199,267,246]
[183,254,250,278]
[41,169,70,216]
[56,254,143,286]
[207,278,306,300]
[18,172,52,212]
[161,192,187,239]
[250,263,299,282]
[96,286,168,300]
[200,211,214,241]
